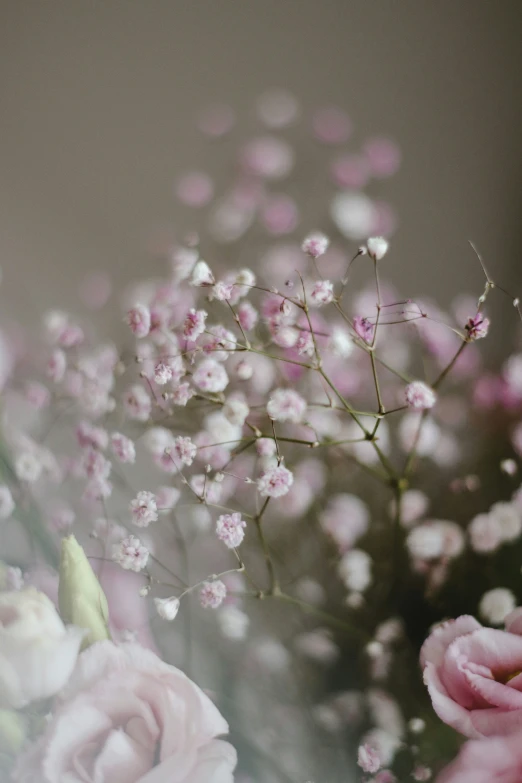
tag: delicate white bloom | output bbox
[15,452,42,483]
[236,359,253,380]
[329,326,354,358]
[409,718,426,734]
[122,384,151,421]
[223,396,249,426]
[320,494,369,552]
[361,728,401,768]
[130,491,158,527]
[153,362,173,385]
[256,437,277,457]
[257,464,294,498]
[112,535,149,572]
[267,388,307,423]
[338,549,372,592]
[0,589,84,708]
[218,605,250,640]
[295,628,339,664]
[479,587,516,625]
[331,191,376,241]
[302,232,330,259]
[501,458,518,476]
[216,512,247,548]
[199,580,227,609]
[490,501,522,543]
[0,486,15,519]
[154,596,180,621]
[405,381,437,410]
[310,280,334,306]
[142,426,174,455]
[366,236,389,261]
[390,489,429,529]
[189,260,214,287]
[399,414,440,457]
[193,358,229,393]
[406,524,445,560]
[469,512,504,553]
[212,281,234,301]
[375,618,404,645]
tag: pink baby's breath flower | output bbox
[46,349,66,383]
[130,490,158,527]
[193,358,229,393]
[236,360,253,380]
[171,436,197,467]
[212,281,234,301]
[241,136,294,180]
[358,743,381,774]
[310,280,334,306]
[110,432,136,464]
[81,447,111,480]
[353,315,375,345]
[123,384,151,421]
[126,303,151,338]
[171,381,194,406]
[466,312,490,340]
[0,486,15,519]
[76,421,109,450]
[296,331,315,356]
[267,388,307,423]
[183,308,208,341]
[366,236,389,261]
[112,535,149,572]
[190,260,214,287]
[302,231,330,259]
[237,301,258,332]
[153,362,173,385]
[216,512,247,548]
[257,464,294,498]
[199,579,227,609]
[405,381,437,410]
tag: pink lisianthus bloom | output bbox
[437,732,522,783]
[421,614,522,738]
[14,640,237,783]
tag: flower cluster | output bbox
[1,90,522,782]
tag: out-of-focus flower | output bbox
[436,732,522,783]
[405,381,437,410]
[58,535,110,648]
[0,588,84,708]
[479,588,516,625]
[267,388,307,422]
[13,641,237,783]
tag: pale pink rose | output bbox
[421,615,522,738]
[437,731,522,783]
[0,588,84,709]
[14,641,237,783]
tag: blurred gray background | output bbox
[1,0,521,329]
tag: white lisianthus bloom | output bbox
[0,588,84,708]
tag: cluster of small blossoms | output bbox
[3,92,522,783]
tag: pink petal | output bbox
[423,662,480,738]
[93,728,154,783]
[420,616,482,669]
